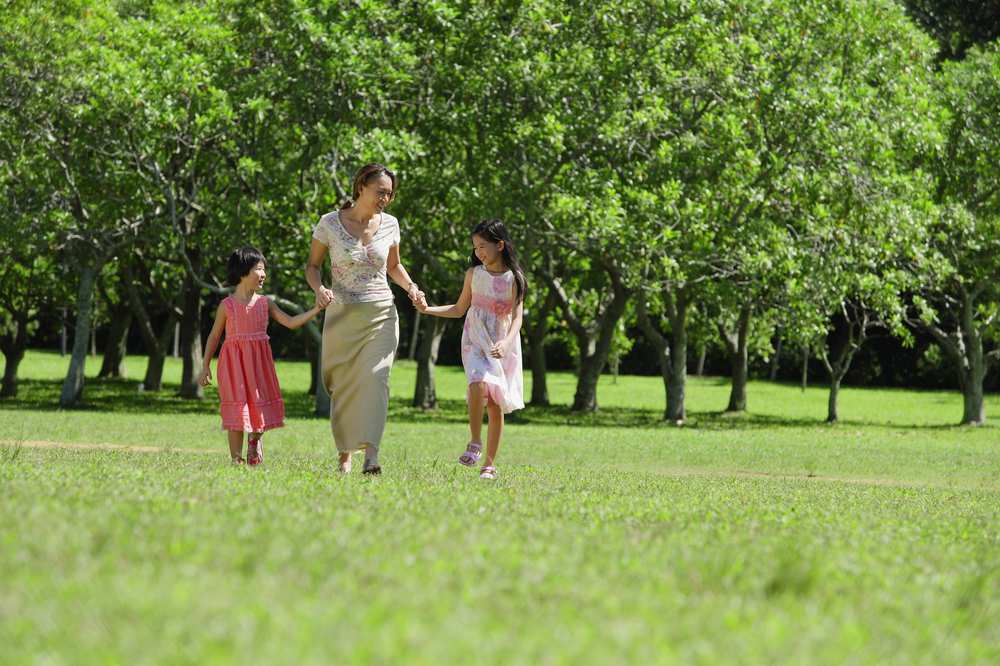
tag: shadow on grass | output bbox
[1,378,988,432]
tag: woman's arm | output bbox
[490,300,524,359]
[198,303,228,386]
[268,297,322,330]
[421,269,474,319]
[305,238,334,307]
[386,243,423,304]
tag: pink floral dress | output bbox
[216,295,285,432]
[462,266,524,413]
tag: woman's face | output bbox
[472,234,504,266]
[359,174,394,212]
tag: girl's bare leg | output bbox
[227,430,245,461]
[467,382,486,444]
[484,400,504,468]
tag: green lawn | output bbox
[1,350,998,664]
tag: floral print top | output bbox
[312,210,401,304]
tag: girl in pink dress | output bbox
[419,220,527,480]
[198,247,322,465]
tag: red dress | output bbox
[216,295,285,432]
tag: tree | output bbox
[908,44,1000,425]
[1,2,152,407]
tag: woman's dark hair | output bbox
[226,246,265,287]
[340,163,397,209]
[469,219,528,305]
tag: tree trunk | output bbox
[0,315,29,398]
[98,306,131,379]
[637,291,689,423]
[959,294,988,426]
[929,291,989,426]
[821,310,869,425]
[769,335,782,381]
[960,376,985,425]
[60,262,100,407]
[696,345,706,376]
[541,264,629,413]
[413,315,444,409]
[636,300,672,421]
[667,301,688,423]
[143,316,175,392]
[60,307,67,356]
[525,289,557,406]
[719,304,752,413]
[178,275,203,399]
[827,378,840,423]
[527,336,549,406]
[571,288,629,413]
[124,263,172,392]
[800,347,809,392]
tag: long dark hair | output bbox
[339,163,397,210]
[469,219,527,305]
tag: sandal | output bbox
[247,437,263,466]
[362,463,382,476]
[458,442,483,467]
[479,465,497,480]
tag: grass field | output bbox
[2,350,998,665]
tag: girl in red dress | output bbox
[199,247,321,465]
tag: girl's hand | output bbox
[315,286,334,308]
[415,296,428,313]
[198,367,212,387]
[489,340,508,359]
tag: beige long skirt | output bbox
[321,300,399,454]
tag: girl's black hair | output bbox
[469,219,528,305]
[226,246,265,286]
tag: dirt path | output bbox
[3,439,996,491]
[0,439,216,454]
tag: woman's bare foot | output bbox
[338,451,352,474]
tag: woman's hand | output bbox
[198,367,212,387]
[407,283,425,308]
[489,340,509,359]
[315,285,334,308]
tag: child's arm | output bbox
[490,300,524,359]
[268,296,322,330]
[420,268,474,318]
[198,303,227,386]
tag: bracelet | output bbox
[407,282,419,293]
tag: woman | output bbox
[305,164,424,474]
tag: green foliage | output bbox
[3,0,1000,417]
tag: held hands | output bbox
[315,286,334,309]
[407,283,427,311]
[197,366,212,387]
[489,339,509,359]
